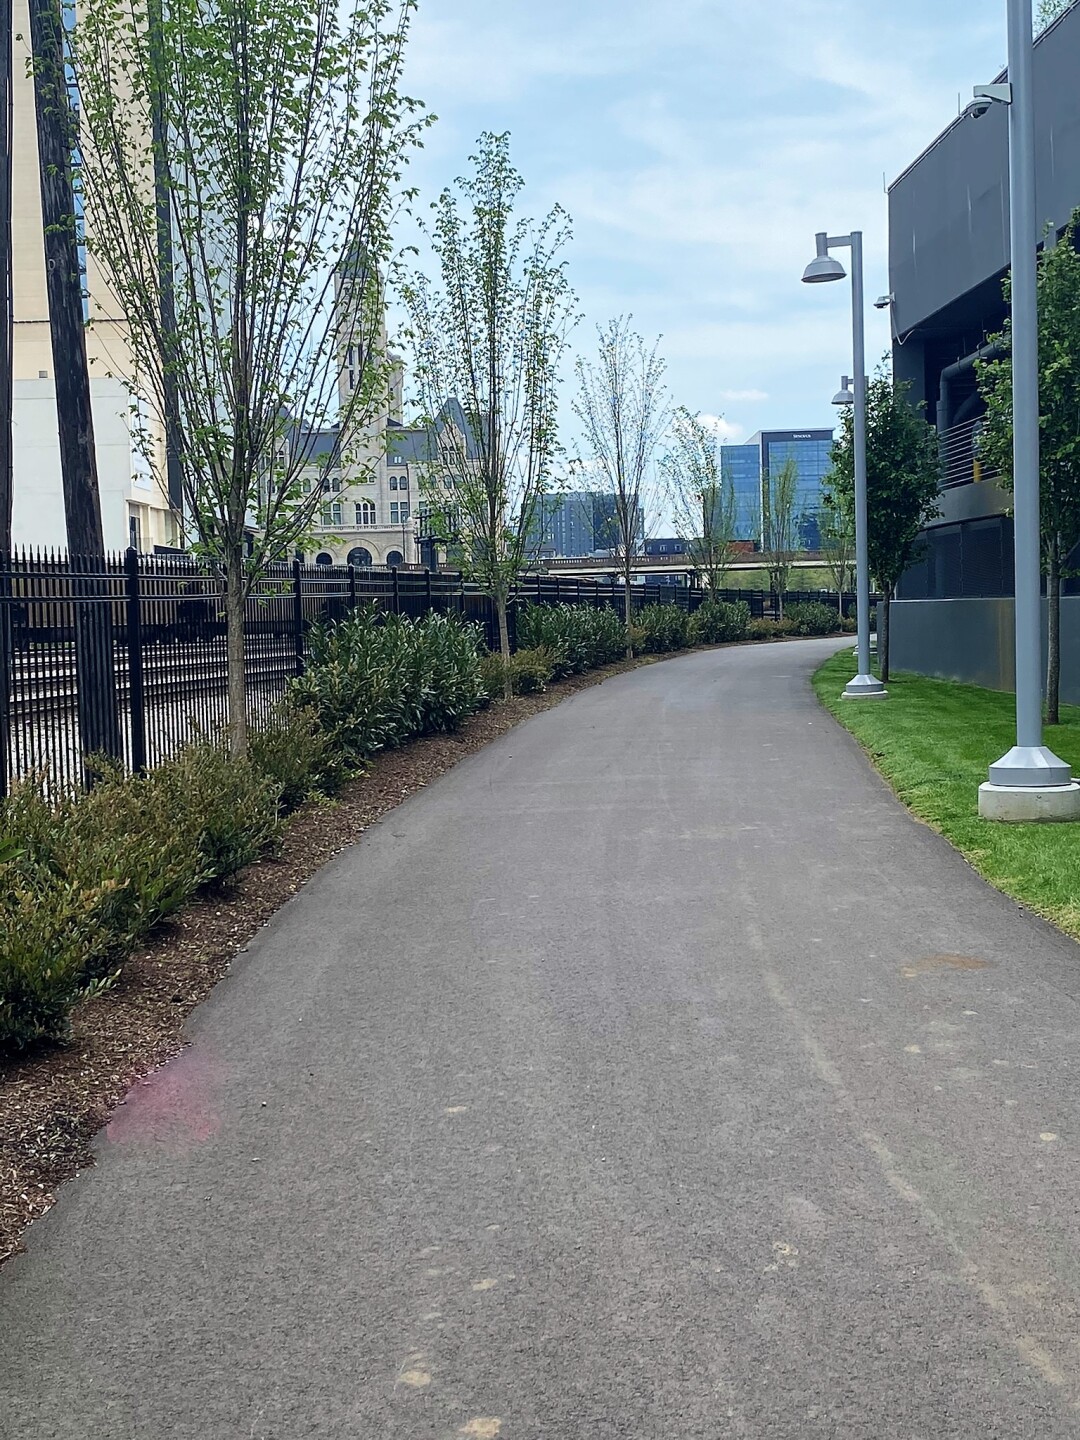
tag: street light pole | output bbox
[975,0,1079,819]
[802,230,886,699]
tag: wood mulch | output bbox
[0,655,664,1267]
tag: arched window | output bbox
[347,547,373,567]
[385,550,404,568]
[315,552,333,566]
[389,475,398,491]
[355,500,376,526]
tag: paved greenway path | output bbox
[8,637,1080,1439]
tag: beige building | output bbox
[11,0,180,553]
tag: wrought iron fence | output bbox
[0,549,855,794]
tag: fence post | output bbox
[348,563,357,614]
[124,548,147,773]
[424,566,432,614]
[0,554,12,801]
[391,565,400,615]
[292,558,305,675]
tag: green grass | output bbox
[813,650,1080,942]
[723,565,835,591]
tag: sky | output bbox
[394,0,1007,455]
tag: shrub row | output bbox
[291,606,488,761]
[516,603,627,677]
[0,745,285,1057]
[1,608,491,1059]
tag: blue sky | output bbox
[397,0,1007,450]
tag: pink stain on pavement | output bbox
[107,1047,225,1150]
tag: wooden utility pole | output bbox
[29,0,122,765]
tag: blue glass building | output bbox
[720,430,834,551]
[758,430,834,551]
[719,445,764,544]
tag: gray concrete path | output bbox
[5,637,1080,1438]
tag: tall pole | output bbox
[29,0,122,767]
[844,232,883,698]
[980,0,1074,812]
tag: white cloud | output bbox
[696,414,746,444]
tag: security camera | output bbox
[874,294,894,310]
[965,83,1012,120]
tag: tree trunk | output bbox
[1047,539,1061,726]
[623,557,634,659]
[496,591,512,701]
[225,549,248,757]
[880,592,891,685]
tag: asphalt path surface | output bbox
[4,636,1080,1438]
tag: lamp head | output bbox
[832,376,855,407]
[802,231,846,284]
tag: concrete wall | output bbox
[889,597,1080,704]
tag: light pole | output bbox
[802,230,885,699]
[969,0,1079,820]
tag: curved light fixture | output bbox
[802,232,846,284]
[832,376,855,406]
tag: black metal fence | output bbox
[0,549,856,795]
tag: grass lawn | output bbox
[724,565,835,591]
[813,650,1080,943]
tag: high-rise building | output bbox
[757,430,834,551]
[528,491,644,558]
[719,445,764,545]
[720,430,834,551]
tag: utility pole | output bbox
[29,0,122,765]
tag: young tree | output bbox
[400,132,574,691]
[69,0,427,754]
[661,408,738,593]
[574,319,667,656]
[829,370,941,683]
[762,456,800,616]
[978,212,1080,724]
[1038,0,1075,27]
[819,487,855,614]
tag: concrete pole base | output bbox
[978,781,1080,822]
[842,673,888,701]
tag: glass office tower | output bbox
[757,430,834,551]
[720,445,764,545]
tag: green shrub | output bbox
[292,605,487,761]
[2,769,204,974]
[516,603,626,676]
[0,729,308,1057]
[479,646,556,698]
[510,646,556,694]
[636,603,689,653]
[840,615,858,633]
[0,876,108,1057]
[689,599,751,645]
[748,617,796,640]
[249,701,347,811]
[153,743,282,883]
[784,601,841,637]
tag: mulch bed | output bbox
[0,656,660,1267]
